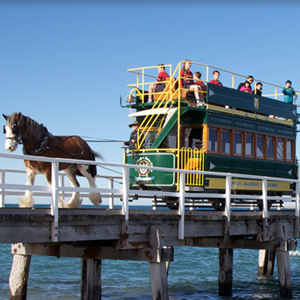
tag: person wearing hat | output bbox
[123,121,141,150]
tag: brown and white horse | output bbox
[3,112,102,208]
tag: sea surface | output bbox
[1,206,300,299]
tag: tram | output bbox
[122,61,299,210]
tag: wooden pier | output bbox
[0,153,299,299]
[1,207,298,299]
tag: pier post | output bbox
[258,250,276,276]
[81,258,101,300]
[9,254,31,300]
[148,226,169,300]
[218,248,233,296]
[276,250,292,298]
[257,249,268,275]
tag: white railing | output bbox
[0,152,299,242]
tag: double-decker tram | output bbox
[122,61,299,210]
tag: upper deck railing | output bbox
[127,61,299,104]
[0,152,299,243]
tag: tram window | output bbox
[143,130,158,149]
[221,130,230,154]
[233,132,242,155]
[209,128,218,152]
[165,125,177,149]
[276,139,283,160]
[245,134,253,156]
[266,137,274,159]
[256,135,264,158]
[183,127,203,149]
[286,140,292,160]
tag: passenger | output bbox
[193,71,206,105]
[209,70,223,86]
[253,82,263,96]
[194,71,206,88]
[123,121,142,150]
[180,59,202,101]
[239,81,252,93]
[148,64,170,103]
[238,75,254,91]
[282,80,297,104]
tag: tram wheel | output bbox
[257,200,272,211]
[212,198,225,211]
[163,196,179,210]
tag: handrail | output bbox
[0,152,299,241]
[128,61,299,104]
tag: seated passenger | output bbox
[239,81,252,93]
[209,70,223,86]
[180,59,202,101]
[238,75,254,92]
[193,71,206,105]
[282,80,297,104]
[148,64,169,103]
[253,82,263,96]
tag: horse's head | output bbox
[3,112,23,152]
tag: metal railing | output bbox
[127,61,299,104]
[0,152,299,243]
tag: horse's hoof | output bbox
[19,197,34,208]
[89,193,102,206]
[66,198,82,208]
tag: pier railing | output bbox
[0,152,299,242]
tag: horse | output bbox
[3,112,102,208]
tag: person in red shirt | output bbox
[180,59,202,101]
[148,64,169,102]
[193,71,206,104]
[209,70,223,86]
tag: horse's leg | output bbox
[77,164,102,206]
[44,169,66,209]
[19,167,36,208]
[64,165,82,208]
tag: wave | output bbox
[290,250,300,256]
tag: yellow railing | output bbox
[128,61,299,104]
[179,147,206,186]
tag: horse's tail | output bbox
[88,149,103,178]
[90,149,103,161]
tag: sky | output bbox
[0,0,300,204]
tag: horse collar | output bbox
[23,127,50,155]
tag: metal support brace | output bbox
[178,172,185,240]
[295,181,299,237]
[51,161,59,242]
[0,170,4,207]
[262,178,268,240]
[122,166,129,221]
[224,175,231,238]
[109,178,114,209]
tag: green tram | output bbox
[122,61,299,210]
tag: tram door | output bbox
[180,125,205,186]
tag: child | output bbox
[209,70,223,86]
[282,80,297,104]
[253,82,262,96]
[239,81,252,93]
[193,71,206,105]
[148,64,169,102]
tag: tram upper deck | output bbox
[124,61,298,125]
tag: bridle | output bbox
[3,123,22,144]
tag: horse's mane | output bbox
[9,112,50,140]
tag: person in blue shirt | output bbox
[282,80,297,104]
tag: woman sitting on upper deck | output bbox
[180,59,202,102]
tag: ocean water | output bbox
[1,244,300,299]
